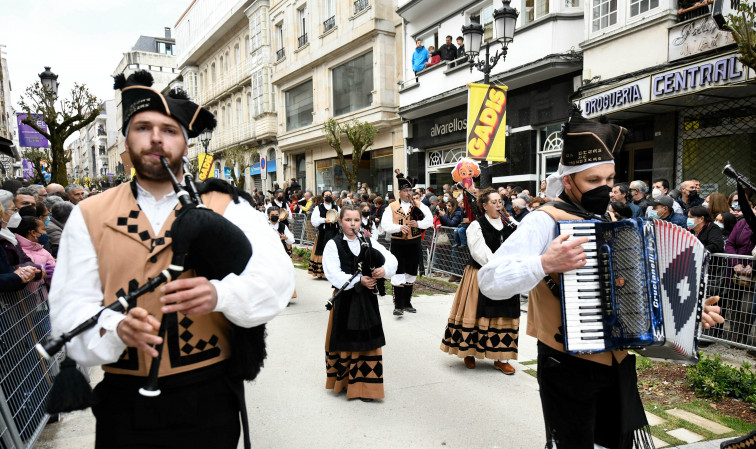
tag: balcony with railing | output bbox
[323,16,335,33]
[298,33,308,48]
[197,60,252,105]
[276,48,286,61]
[207,122,256,152]
[677,0,712,21]
[354,0,369,15]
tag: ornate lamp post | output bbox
[461,0,519,187]
[39,66,59,97]
[200,128,213,153]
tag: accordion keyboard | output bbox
[559,222,607,352]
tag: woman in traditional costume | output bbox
[323,205,397,401]
[308,190,339,278]
[440,188,521,374]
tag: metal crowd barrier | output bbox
[290,213,307,245]
[428,226,471,277]
[0,284,59,449]
[701,253,756,350]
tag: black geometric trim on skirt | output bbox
[442,322,519,355]
[325,352,384,384]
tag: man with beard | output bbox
[478,111,723,448]
[48,71,293,449]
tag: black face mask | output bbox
[362,211,370,217]
[277,196,284,201]
[270,215,279,223]
[324,196,333,203]
[579,185,612,216]
[688,191,699,201]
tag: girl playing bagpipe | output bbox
[322,205,397,401]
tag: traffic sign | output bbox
[260,157,267,180]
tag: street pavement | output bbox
[37,268,742,448]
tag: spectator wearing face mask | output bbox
[728,191,743,219]
[715,212,737,241]
[648,178,684,216]
[687,206,724,254]
[648,195,687,227]
[676,179,703,215]
[13,216,55,286]
[0,190,44,281]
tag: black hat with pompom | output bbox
[114,70,216,139]
[560,106,627,167]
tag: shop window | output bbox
[591,0,617,32]
[285,80,313,131]
[332,51,373,116]
[629,0,659,16]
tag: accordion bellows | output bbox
[557,218,709,363]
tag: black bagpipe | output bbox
[325,231,386,310]
[40,156,262,412]
[723,162,756,193]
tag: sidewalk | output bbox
[36,269,752,448]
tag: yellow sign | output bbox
[466,83,508,162]
[198,153,214,181]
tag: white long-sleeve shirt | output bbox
[49,183,295,367]
[478,210,557,300]
[466,214,506,267]
[311,203,336,227]
[270,220,294,245]
[380,200,433,235]
[323,234,398,290]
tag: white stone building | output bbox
[112,28,178,177]
[270,0,404,194]
[398,0,585,191]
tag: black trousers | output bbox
[92,365,242,449]
[537,342,644,449]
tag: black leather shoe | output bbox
[359,398,374,402]
[404,306,417,313]
[393,308,404,316]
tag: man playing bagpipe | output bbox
[48,71,293,449]
[380,170,432,316]
[323,204,397,401]
[478,109,724,449]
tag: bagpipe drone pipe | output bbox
[40,157,263,412]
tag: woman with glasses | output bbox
[0,190,44,283]
[440,188,520,374]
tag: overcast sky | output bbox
[2,0,189,110]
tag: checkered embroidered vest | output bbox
[79,182,234,377]
[389,201,422,240]
[528,202,627,367]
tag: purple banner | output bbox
[16,113,49,148]
[22,159,35,179]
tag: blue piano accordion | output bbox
[556,218,709,363]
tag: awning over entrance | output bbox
[0,136,18,159]
[577,52,755,120]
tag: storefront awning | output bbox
[0,136,17,159]
[577,51,756,120]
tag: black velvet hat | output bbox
[395,169,417,190]
[114,70,216,138]
[560,111,628,167]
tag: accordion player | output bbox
[556,217,709,363]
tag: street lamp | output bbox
[462,0,519,188]
[38,66,59,97]
[199,128,213,153]
[462,0,519,84]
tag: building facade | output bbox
[112,28,178,176]
[398,0,585,192]
[574,0,756,193]
[271,0,403,195]
[176,0,279,193]
[0,49,20,179]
